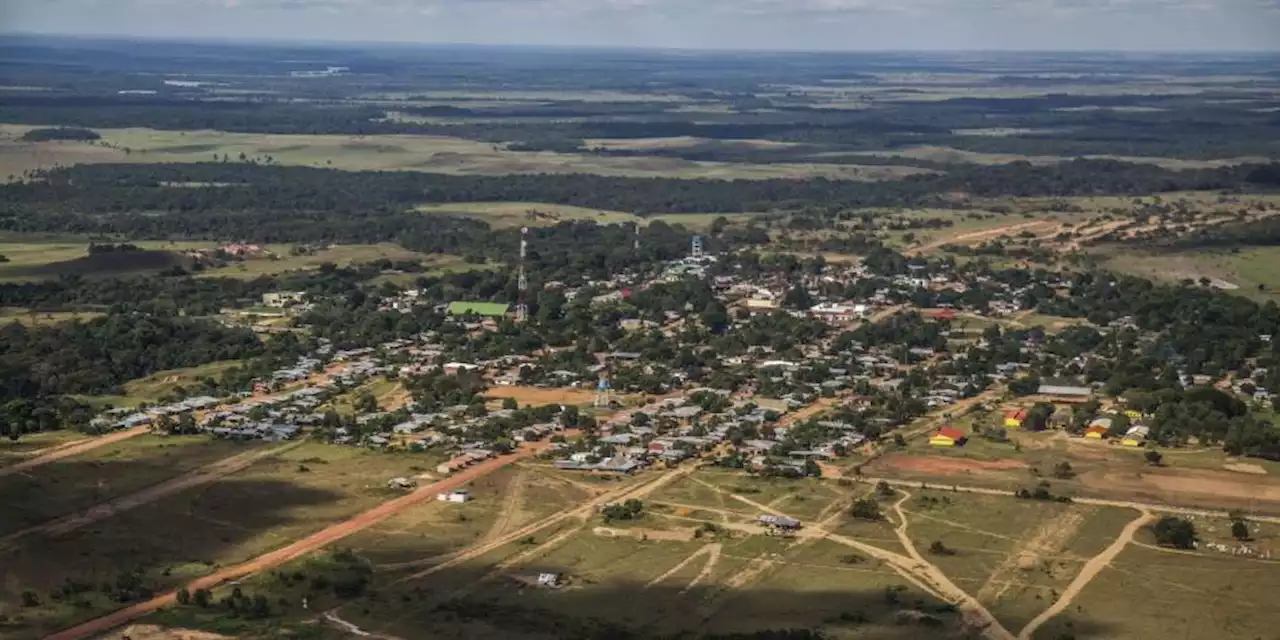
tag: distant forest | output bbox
[2,91,1279,159]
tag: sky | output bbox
[4,0,1280,51]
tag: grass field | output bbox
[1099,246,1280,303]
[0,125,927,181]
[0,435,264,537]
[195,243,438,279]
[0,240,215,282]
[0,441,448,639]
[1031,544,1280,640]
[121,360,245,403]
[0,431,88,467]
[415,202,641,228]
[0,307,106,326]
[0,236,449,283]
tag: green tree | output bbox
[1151,516,1197,550]
[176,587,191,606]
[1231,520,1250,541]
[928,540,956,556]
[1144,450,1163,466]
[501,397,518,411]
[193,588,212,608]
[850,499,883,521]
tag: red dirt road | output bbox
[45,443,547,640]
[0,426,149,479]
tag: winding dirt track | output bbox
[44,444,547,640]
[1016,510,1154,640]
[0,426,149,479]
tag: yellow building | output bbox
[930,427,965,447]
[1003,409,1028,429]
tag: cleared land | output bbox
[1030,543,1280,640]
[415,202,641,229]
[0,125,926,181]
[121,361,245,403]
[845,144,1267,170]
[0,435,262,536]
[1100,246,1280,303]
[0,238,455,283]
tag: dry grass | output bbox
[415,202,641,228]
[0,125,924,181]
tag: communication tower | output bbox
[691,235,704,260]
[634,222,641,251]
[516,226,529,323]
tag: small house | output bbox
[929,426,966,447]
[437,490,471,503]
[1003,409,1028,429]
[1121,425,1150,447]
[1084,425,1108,439]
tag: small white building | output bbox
[262,291,306,308]
[537,573,562,588]
[437,490,471,503]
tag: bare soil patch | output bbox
[484,386,598,406]
[101,626,233,640]
[1079,467,1280,506]
[883,455,1028,476]
[593,526,696,542]
[1223,462,1268,475]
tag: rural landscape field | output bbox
[0,25,1279,640]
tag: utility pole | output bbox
[516,226,529,323]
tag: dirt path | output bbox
[0,426,149,479]
[977,508,1089,602]
[44,444,546,640]
[682,543,723,592]
[646,543,721,589]
[695,476,1012,639]
[393,466,693,585]
[322,610,406,640]
[0,442,303,551]
[5,436,93,460]
[1015,509,1154,640]
[481,469,528,543]
[911,221,1057,255]
[854,476,1280,524]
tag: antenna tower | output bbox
[516,226,529,323]
[634,222,641,251]
[691,235,704,260]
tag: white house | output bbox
[437,490,471,503]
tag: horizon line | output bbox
[4,30,1280,56]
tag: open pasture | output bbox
[0,441,447,639]
[0,125,927,181]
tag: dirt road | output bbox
[909,221,1058,255]
[0,426,149,479]
[695,475,1013,639]
[855,476,1280,524]
[44,443,546,640]
[394,465,693,585]
[0,442,302,551]
[1016,510,1154,640]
